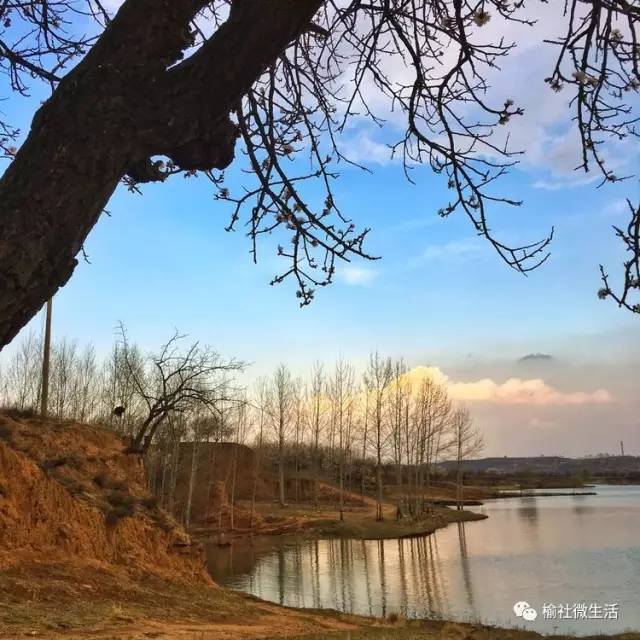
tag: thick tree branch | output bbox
[0,0,323,351]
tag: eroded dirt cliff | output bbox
[0,412,211,584]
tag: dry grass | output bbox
[233,500,486,541]
[0,562,363,639]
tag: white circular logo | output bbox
[522,607,538,621]
[513,601,530,617]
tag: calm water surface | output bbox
[206,485,640,635]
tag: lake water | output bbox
[206,485,640,635]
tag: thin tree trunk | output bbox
[294,428,300,504]
[160,440,169,506]
[278,425,286,508]
[249,447,261,529]
[361,394,369,497]
[339,455,345,522]
[250,416,264,529]
[456,458,463,511]
[168,438,180,516]
[185,439,199,528]
[229,445,238,531]
[278,458,286,507]
[202,443,215,523]
[313,453,320,506]
[376,459,384,521]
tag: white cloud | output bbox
[340,128,396,166]
[339,266,377,286]
[532,174,600,191]
[407,238,486,270]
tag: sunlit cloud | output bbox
[403,366,613,407]
[450,377,612,406]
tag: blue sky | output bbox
[1,2,639,456]
[31,145,635,370]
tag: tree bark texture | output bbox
[0,0,323,350]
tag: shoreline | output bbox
[3,417,637,639]
[272,505,487,541]
[194,483,603,546]
[487,491,598,499]
[3,563,638,640]
[195,502,487,544]
[3,497,638,639]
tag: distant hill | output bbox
[439,455,640,475]
[517,353,554,363]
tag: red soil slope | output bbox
[0,412,211,584]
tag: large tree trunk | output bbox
[0,0,322,350]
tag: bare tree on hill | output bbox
[1,0,639,353]
[0,325,491,524]
[101,341,147,434]
[1,331,42,410]
[117,323,244,452]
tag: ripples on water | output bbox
[206,485,640,636]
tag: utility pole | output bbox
[40,298,52,417]
[620,441,625,456]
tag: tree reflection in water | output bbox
[207,488,640,635]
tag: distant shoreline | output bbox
[490,490,598,498]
